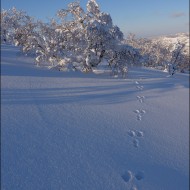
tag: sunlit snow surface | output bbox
[1,44,189,190]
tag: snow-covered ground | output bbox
[1,44,189,190]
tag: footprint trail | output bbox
[124,78,147,188]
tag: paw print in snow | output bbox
[134,109,146,121]
[128,130,144,138]
[135,171,145,181]
[136,85,144,90]
[136,95,145,103]
[121,170,144,189]
[133,139,139,148]
[128,130,144,148]
[122,170,133,183]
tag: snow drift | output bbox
[1,44,189,190]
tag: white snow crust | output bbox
[1,44,189,190]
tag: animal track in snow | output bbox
[128,78,145,187]
[134,109,140,114]
[135,171,145,181]
[128,130,144,148]
[135,130,144,137]
[134,109,146,121]
[136,95,145,103]
[122,170,144,186]
[137,114,142,121]
[128,130,144,138]
[136,85,144,90]
[128,130,136,137]
[122,170,133,182]
[140,109,146,114]
[134,109,146,114]
[133,139,139,148]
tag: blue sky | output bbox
[2,0,189,37]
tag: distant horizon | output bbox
[1,0,189,38]
[125,31,189,39]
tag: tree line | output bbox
[1,0,189,76]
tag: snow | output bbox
[152,32,189,54]
[1,44,189,190]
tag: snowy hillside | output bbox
[1,44,189,190]
[152,33,189,54]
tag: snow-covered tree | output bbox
[55,0,124,72]
[1,1,140,75]
[108,44,140,77]
[1,8,34,45]
[125,33,189,73]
